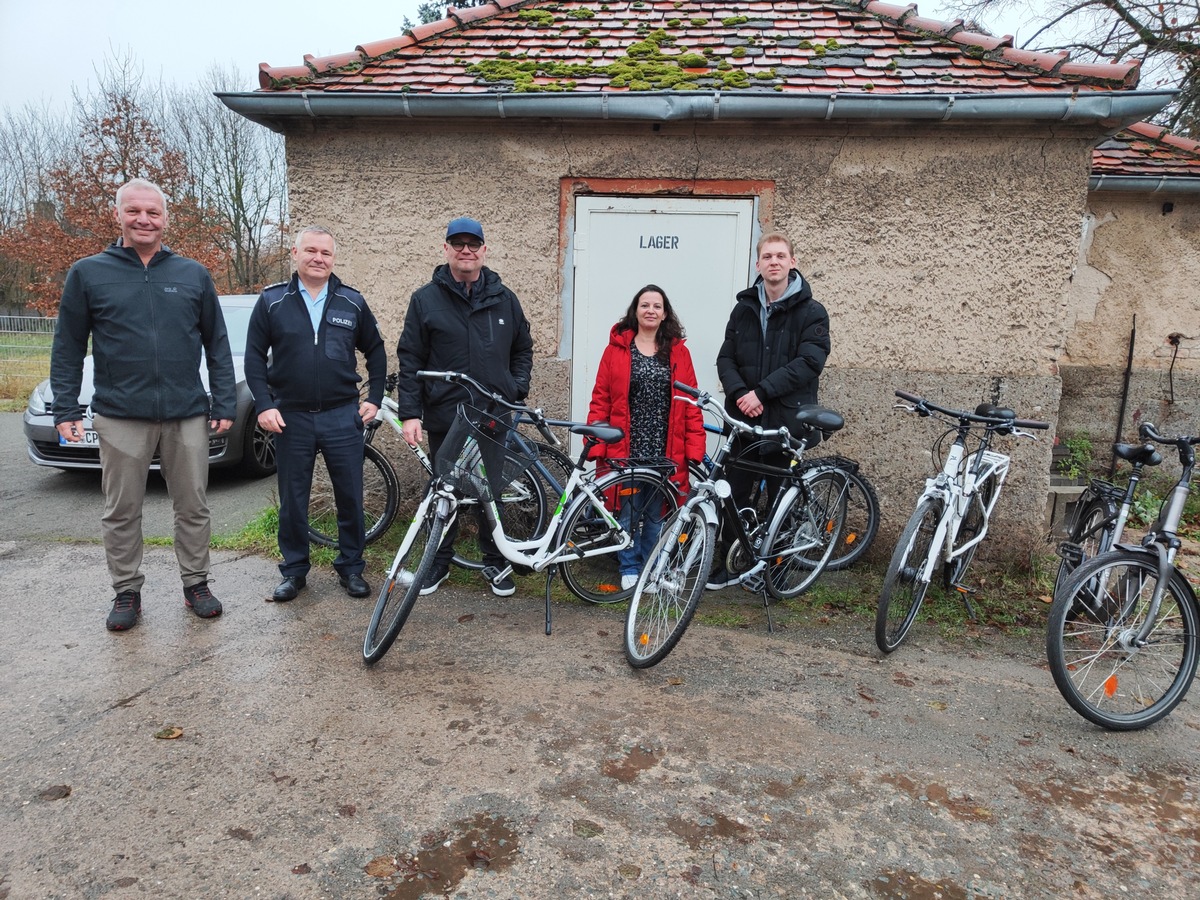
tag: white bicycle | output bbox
[876,390,1049,653]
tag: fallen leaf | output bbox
[154,726,183,740]
[364,855,399,878]
[458,613,475,624]
[37,784,71,801]
[666,676,684,686]
[1038,594,1053,604]
[291,863,311,875]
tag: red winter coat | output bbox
[586,323,707,498]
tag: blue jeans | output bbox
[616,483,667,576]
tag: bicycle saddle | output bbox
[1113,442,1163,467]
[792,405,845,435]
[573,423,625,444]
[974,403,1015,421]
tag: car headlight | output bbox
[27,380,52,416]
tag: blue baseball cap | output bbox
[445,217,485,242]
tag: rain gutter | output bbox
[217,89,1174,134]
[1088,175,1200,194]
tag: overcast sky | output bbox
[0,1,1028,112]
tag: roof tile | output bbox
[256,1,1141,96]
[1093,124,1200,178]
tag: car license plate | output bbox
[60,429,100,446]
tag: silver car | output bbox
[22,294,276,477]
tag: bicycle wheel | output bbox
[1047,552,1200,730]
[560,471,678,604]
[819,465,880,571]
[943,473,997,589]
[362,501,447,665]
[876,497,944,653]
[532,441,575,507]
[764,469,848,602]
[308,442,399,548]
[624,503,715,668]
[1054,495,1117,594]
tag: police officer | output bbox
[244,225,387,602]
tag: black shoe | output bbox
[705,565,741,591]
[106,590,142,631]
[272,575,306,602]
[419,563,451,596]
[339,573,370,598]
[490,574,516,597]
[184,582,223,619]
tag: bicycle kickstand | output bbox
[543,567,556,636]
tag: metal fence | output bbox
[0,316,55,399]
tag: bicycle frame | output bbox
[913,444,1010,585]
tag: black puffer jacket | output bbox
[51,241,235,424]
[716,270,830,430]
[244,273,386,414]
[395,264,534,432]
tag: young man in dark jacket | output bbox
[244,226,387,603]
[709,231,831,589]
[396,217,534,597]
[51,178,237,630]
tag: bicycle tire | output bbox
[943,473,998,589]
[764,469,848,602]
[1053,495,1117,595]
[1047,551,1200,730]
[362,503,447,664]
[560,470,678,604]
[308,442,399,548]
[624,503,715,668]
[876,497,944,653]
[815,464,880,571]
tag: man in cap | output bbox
[395,217,534,597]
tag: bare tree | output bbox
[168,66,289,293]
[947,1,1200,134]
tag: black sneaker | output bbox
[705,565,742,591]
[106,590,142,631]
[490,574,516,597]
[419,563,451,596]
[184,582,223,619]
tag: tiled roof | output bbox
[1092,122,1200,178]
[258,0,1139,95]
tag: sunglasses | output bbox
[448,239,484,252]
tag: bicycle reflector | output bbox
[1104,675,1119,698]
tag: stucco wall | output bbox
[1059,192,1200,448]
[282,118,1100,555]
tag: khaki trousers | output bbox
[93,415,213,592]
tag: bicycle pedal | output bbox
[950,582,976,595]
[741,572,766,593]
[482,565,511,584]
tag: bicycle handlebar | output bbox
[894,389,1049,431]
[672,380,809,450]
[1139,422,1200,446]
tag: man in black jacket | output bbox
[244,226,387,602]
[52,178,236,631]
[396,217,534,597]
[709,231,831,589]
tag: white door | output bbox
[569,196,756,446]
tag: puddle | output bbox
[666,812,752,850]
[364,811,519,899]
[600,744,660,782]
[869,869,969,899]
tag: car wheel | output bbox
[239,421,276,477]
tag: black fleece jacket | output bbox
[395,264,533,432]
[51,241,235,424]
[244,272,386,414]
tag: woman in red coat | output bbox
[587,284,707,590]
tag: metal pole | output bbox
[1110,315,1136,477]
